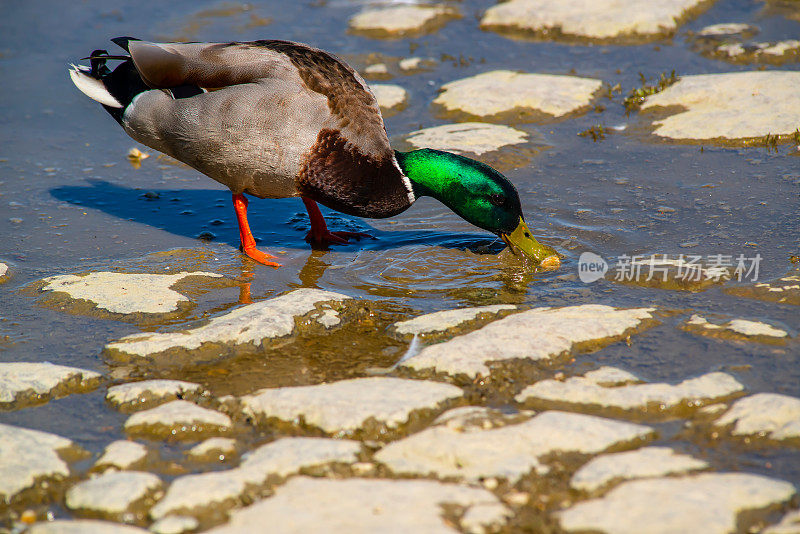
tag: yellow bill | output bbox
[500,217,561,269]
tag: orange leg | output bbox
[232,193,281,267]
[302,197,371,247]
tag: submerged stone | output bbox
[713,393,800,442]
[40,271,222,316]
[405,123,530,156]
[481,0,708,42]
[726,272,800,306]
[375,410,653,482]
[400,305,655,378]
[349,5,459,38]
[105,288,351,362]
[369,83,408,115]
[28,520,149,534]
[559,473,796,534]
[610,255,730,291]
[390,304,517,338]
[150,437,360,520]
[764,509,800,534]
[106,379,204,412]
[639,72,800,142]
[683,314,789,343]
[0,423,84,505]
[65,471,163,521]
[241,376,463,435]
[570,446,709,492]
[124,400,231,440]
[516,367,744,416]
[93,440,148,472]
[187,437,238,462]
[433,70,602,120]
[0,362,101,409]
[205,476,510,534]
[697,23,757,37]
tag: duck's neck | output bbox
[395,149,465,207]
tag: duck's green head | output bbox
[395,149,559,267]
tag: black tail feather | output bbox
[111,36,140,52]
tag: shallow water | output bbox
[1,0,799,525]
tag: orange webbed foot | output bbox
[241,245,282,268]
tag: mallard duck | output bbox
[69,37,559,268]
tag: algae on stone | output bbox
[683,314,789,344]
[106,379,204,412]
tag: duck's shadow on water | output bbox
[51,179,504,254]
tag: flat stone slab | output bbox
[93,440,148,472]
[106,379,204,412]
[0,362,101,409]
[65,471,163,520]
[124,400,232,440]
[369,84,407,114]
[349,5,459,38]
[433,70,602,120]
[559,473,797,534]
[150,437,360,520]
[28,520,149,534]
[187,437,238,462]
[390,304,517,338]
[516,367,744,416]
[405,123,530,156]
[713,393,800,442]
[105,288,351,361]
[726,272,800,306]
[570,446,709,492]
[0,423,83,505]
[375,410,653,482]
[481,0,710,43]
[205,476,510,534]
[240,376,463,435]
[639,71,800,142]
[40,271,222,315]
[0,262,9,283]
[683,314,789,343]
[400,305,656,378]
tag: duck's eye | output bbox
[489,193,505,206]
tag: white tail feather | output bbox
[69,65,122,108]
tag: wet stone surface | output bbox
[691,23,800,64]
[401,305,656,378]
[187,437,238,463]
[558,473,797,534]
[93,440,148,472]
[150,437,361,522]
[123,400,232,441]
[0,362,101,410]
[204,476,510,534]
[0,423,84,505]
[725,272,800,306]
[65,470,163,522]
[27,520,150,534]
[516,367,744,418]
[240,376,463,436]
[104,288,351,364]
[480,0,710,42]
[369,83,408,115]
[570,446,709,493]
[713,393,800,442]
[683,314,790,344]
[433,70,602,121]
[39,271,223,318]
[106,379,205,412]
[0,262,9,283]
[609,255,730,291]
[348,4,460,38]
[405,122,532,157]
[149,515,199,534]
[375,410,654,481]
[390,304,517,338]
[639,71,800,142]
